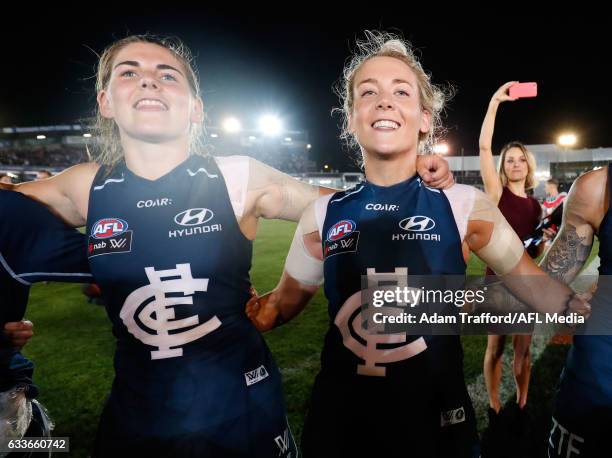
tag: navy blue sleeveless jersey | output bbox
[0,190,90,310]
[319,176,466,378]
[86,155,296,457]
[549,164,612,456]
[301,177,479,458]
[0,190,90,391]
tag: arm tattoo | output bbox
[542,223,591,282]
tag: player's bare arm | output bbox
[12,162,99,226]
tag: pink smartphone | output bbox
[509,82,538,98]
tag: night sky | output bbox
[1,9,608,170]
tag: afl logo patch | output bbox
[327,219,356,242]
[92,218,129,239]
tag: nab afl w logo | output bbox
[92,218,128,238]
[325,219,360,258]
[120,263,221,360]
[335,267,427,376]
[89,217,133,257]
[399,216,435,232]
[327,219,356,241]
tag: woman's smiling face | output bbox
[98,42,203,144]
[349,56,430,158]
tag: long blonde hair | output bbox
[497,141,538,191]
[89,34,205,167]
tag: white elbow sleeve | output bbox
[471,191,525,276]
[284,208,324,286]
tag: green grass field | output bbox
[21,220,599,456]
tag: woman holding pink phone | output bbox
[479,81,548,446]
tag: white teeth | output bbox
[136,99,166,109]
[373,120,399,129]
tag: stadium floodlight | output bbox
[558,133,577,147]
[432,142,449,154]
[222,117,242,134]
[306,144,312,149]
[259,115,283,137]
[36,135,46,140]
[83,133,92,138]
[284,137,292,142]
[210,133,219,138]
[248,135,257,141]
[324,164,329,170]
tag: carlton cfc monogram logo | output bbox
[120,263,221,359]
[335,267,427,376]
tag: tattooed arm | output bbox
[540,167,605,283]
[471,169,605,317]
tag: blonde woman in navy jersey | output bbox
[0,34,453,456]
[479,83,552,437]
[246,31,590,457]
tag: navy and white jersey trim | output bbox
[315,182,474,243]
[186,167,219,178]
[418,178,441,194]
[0,190,91,287]
[0,253,30,285]
[90,156,252,219]
[93,175,125,191]
[0,251,92,286]
[330,184,365,204]
[18,271,92,281]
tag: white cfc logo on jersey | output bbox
[335,267,427,376]
[120,263,221,359]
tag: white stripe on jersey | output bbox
[93,176,125,191]
[0,252,31,285]
[330,185,365,204]
[418,178,441,193]
[91,157,248,217]
[1,252,93,286]
[19,272,93,279]
[186,167,219,178]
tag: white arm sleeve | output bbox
[469,188,525,276]
[284,199,327,286]
[215,156,249,218]
[442,183,475,243]
[445,184,525,275]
